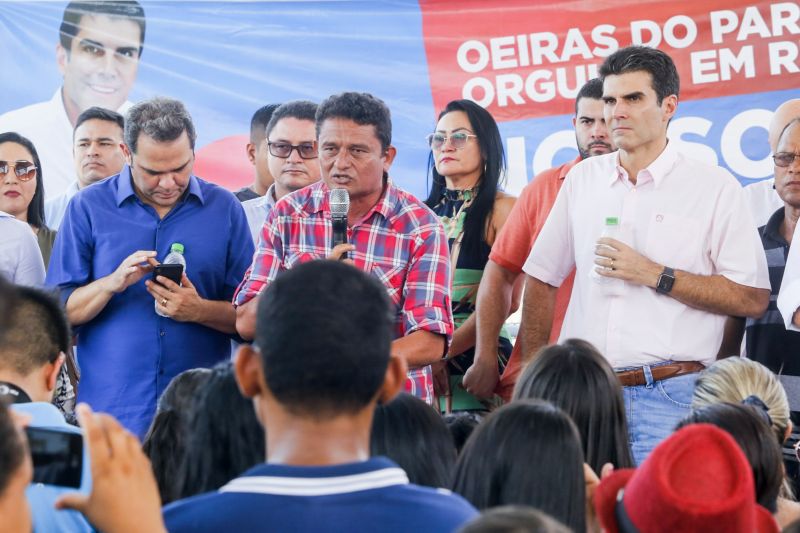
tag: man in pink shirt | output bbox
[464,78,614,400]
[519,46,770,464]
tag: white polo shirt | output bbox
[0,90,131,200]
[778,222,800,332]
[523,141,770,367]
[743,177,783,228]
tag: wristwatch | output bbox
[656,267,676,294]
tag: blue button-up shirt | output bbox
[46,166,254,436]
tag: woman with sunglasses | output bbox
[425,99,517,412]
[0,132,56,269]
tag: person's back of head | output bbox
[443,412,482,455]
[677,401,784,514]
[370,392,455,488]
[253,260,395,418]
[693,357,790,444]
[0,285,70,403]
[452,399,586,532]
[512,339,634,473]
[142,367,213,504]
[177,362,264,499]
[458,506,570,533]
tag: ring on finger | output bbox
[161,298,168,306]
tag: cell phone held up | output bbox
[152,263,184,287]
[25,426,83,488]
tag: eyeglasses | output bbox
[426,132,478,150]
[773,152,800,168]
[267,141,317,159]
[0,160,37,181]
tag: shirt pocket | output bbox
[644,212,704,270]
[371,262,407,308]
[284,250,321,269]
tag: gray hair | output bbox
[124,97,196,154]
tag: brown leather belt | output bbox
[615,361,705,387]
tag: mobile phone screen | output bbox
[152,264,184,285]
[25,427,83,488]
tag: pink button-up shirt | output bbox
[523,141,770,368]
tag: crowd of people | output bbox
[2,1,800,532]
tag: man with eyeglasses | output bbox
[234,92,452,405]
[464,78,614,400]
[241,101,321,242]
[743,100,800,228]
[0,1,145,200]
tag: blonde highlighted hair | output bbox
[692,357,789,444]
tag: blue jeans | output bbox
[619,363,698,465]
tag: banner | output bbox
[0,1,797,201]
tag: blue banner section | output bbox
[1,1,797,201]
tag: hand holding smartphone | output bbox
[152,263,184,286]
[25,426,83,488]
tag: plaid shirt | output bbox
[233,180,453,404]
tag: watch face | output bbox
[657,272,675,293]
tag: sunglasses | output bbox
[426,132,478,151]
[0,160,37,182]
[773,152,800,168]
[267,141,317,160]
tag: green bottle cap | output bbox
[605,217,619,226]
[170,243,185,254]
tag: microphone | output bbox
[329,188,350,252]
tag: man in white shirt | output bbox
[743,99,800,227]
[0,1,144,200]
[519,46,770,464]
[777,119,800,331]
[45,107,126,230]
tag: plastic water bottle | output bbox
[155,242,186,317]
[591,217,624,297]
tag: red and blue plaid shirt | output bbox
[233,180,453,404]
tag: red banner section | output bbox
[420,0,799,122]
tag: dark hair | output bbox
[370,393,455,488]
[443,412,482,455]
[452,400,586,532]
[256,260,393,418]
[74,106,125,135]
[250,104,280,142]
[142,368,213,504]
[60,1,146,56]
[574,78,604,114]
[677,402,783,513]
[425,99,505,258]
[458,505,571,533]
[266,100,318,139]
[177,363,264,499]
[0,401,26,496]
[512,339,634,474]
[124,97,196,154]
[599,45,680,104]
[0,285,70,375]
[315,92,392,151]
[0,132,45,229]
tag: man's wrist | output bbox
[793,308,800,328]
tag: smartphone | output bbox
[152,263,184,286]
[25,427,83,488]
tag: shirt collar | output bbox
[220,457,409,497]
[115,164,205,207]
[763,206,787,245]
[559,156,583,181]
[611,140,678,188]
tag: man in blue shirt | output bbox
[164,260,477,532]
[46,97,254,437]
[0,284,91,532]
